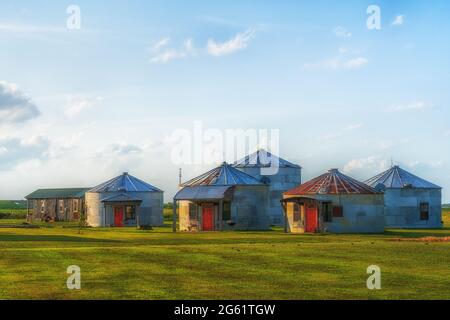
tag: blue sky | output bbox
[1,0,449,202]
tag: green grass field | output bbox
[0,210,449,300]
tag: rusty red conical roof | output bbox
[284,169,378,195]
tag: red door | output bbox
[114,207,124,227]
[305,206,318,233]
[202,206,214,231]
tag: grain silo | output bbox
[173,162,270,231]
[365,165,442,228]
[233,149,301,225]
[85,172,163,227]
[282,169,385,233]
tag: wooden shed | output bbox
[25,188,90,222]
[282,169,385,234]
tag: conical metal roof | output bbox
[233,149,301,168]
[89,172,162,193]
[285,169,378,195]
[181,162,263,187]
[365,166,441,189]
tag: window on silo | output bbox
[293,203,301,222]
[222,201,231,220]
[125,205,136,221]
[322,202,333,222]
[189,203,197,220]
[332,206,344,218]
[420,203,429,220]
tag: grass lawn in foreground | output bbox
[0,212,449,300]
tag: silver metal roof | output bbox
[233,149,301,168]
[180,162,263,187]
[365,166,441,189]
[89,172,163,193]
[174,186,233,201]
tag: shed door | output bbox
[202,206,214,231]
[305,205,318,233]
[114,207,124,227]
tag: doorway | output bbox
[305,205,318,233]
[114,206,124,227]
[202,205,214,231]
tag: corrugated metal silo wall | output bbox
[237,167,301,225]
[383,188,442,228]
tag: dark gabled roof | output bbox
[25,188,91,199]
[89,172,163,193]
[365,166,441,189]
[181,162,263,187]
[233,149,301,168]
[285,169,379,195]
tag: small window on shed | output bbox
[222,201,231,221]
[332,206,343,218]
[322,202,333,222]
[293,203,301,222]
[73,199,79,213]
[59,200,64,214]
[40,200,45,213]
[189,203,197,220]
[420,203,429,221]
[125,205,136,221]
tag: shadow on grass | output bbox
[384,227,450,238]
[0,234,119,243]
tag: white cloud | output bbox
[333,26,352,38]
[207,28,255,56]
[0,81,40,124]
[344,123,363,131]
[152,37,170,52]
[316,123,363,141]
[0,23,66,34]
[0,135,49,170]
[98,143,143,156]
[64,95,103,118]
[304,56,368,71]
[388,101,433,112]
[343,57,368,69]
[343,156,389,175]
[149,38,195,64]
[392,15,405,26]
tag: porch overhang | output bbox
[101,193,143,204]
[174,186,234,201]
[281,196,321,203]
